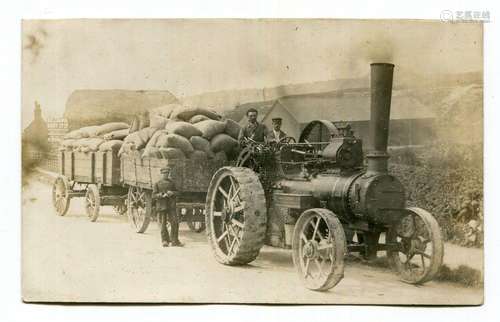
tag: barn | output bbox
[237,88,436,148]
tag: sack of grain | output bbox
[145,130,167,150]
[189,114,211,124]
[142,146,162,159]
[151,103,183,119]
[98,140,123,152]
[150,114,168,129]
[61,139,76,150]
[124,127,157,150]
[103,128,129,141]
[138,111,150,130]
[79,125,101,138]
[171,106,222,122]
[194,120,226,140]
[190,150,208,160]
[95,122,129,136]
[224,118,242,140]
[165,121,202,138]
[72,138,89,150]
[214,151,228,163]
[159,147,185,159]
[138,127,158,144]
[64,129,83,140]
[118,142,137,157]
[189,136,215,158]
[156,133,194,156]
[85,138,105,151]
[129,117,140,134]
[210,133,239,154]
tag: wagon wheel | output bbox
[187,208,206,233]
[292,208,346,291]
[52,176,71,216]
[127,186,152,233]
[206,167,267,265]
[84,184,101,222]
[386,207,444,284]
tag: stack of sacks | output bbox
[119,105,243,163]
[61,122,130,153]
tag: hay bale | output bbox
[103,128,129,141]
[159,147,186,159]
[165,121,202,138]
[99,140,123,152]
[194,120,226,140]
[95,122,129,136]
[189,114,211,124]
[210,133,239,154]
[225,119,242,140]
[142,146,162,159]
[150,114,168,129]
[156,133,194,156]
[171,107,222,122]
[190,136,215,158]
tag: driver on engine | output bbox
[267,117,288,143]
[238,108,269,146]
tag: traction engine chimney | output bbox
[367,63,394,174]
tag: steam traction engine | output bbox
[205,63,444,291]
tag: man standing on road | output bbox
[153,167,183,247]
[238,108,269,145]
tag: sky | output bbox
[21,19,482,127]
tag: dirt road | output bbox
[22,179,482,304]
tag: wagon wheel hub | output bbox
[303,240,320,260]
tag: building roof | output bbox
[277,89,435,123]
[64,89,179,127]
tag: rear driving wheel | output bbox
[206,167,267,265]
[386,207,444,284]
[127,186,152,233]
[85,184,100,222]
[52,176,71,216]
[292,208,346,291]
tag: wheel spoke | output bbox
[301,233,308,244]
[312,217,321,240]
[318,243,334,250]
[231,218,244,228]
[218,186,230,200]
[304,258,311,277]
[416,250,431,259]
[314,259,323,277]
[233,204,245,213]
[217,229,229,243]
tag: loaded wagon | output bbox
[52,148,227,232]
